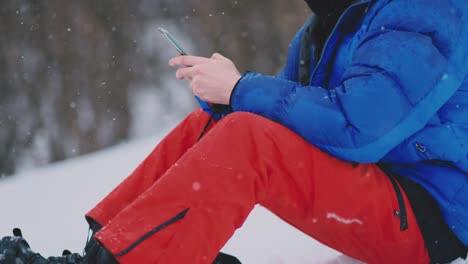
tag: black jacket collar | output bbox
[304,0,357,18]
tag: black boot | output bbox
[1,224,241,264]
[46,219,117,264]
[77,218,118,264]
[45,240,115,264]
[84,218,242,264]
[213,252,242,264]
[47,251,84,264]
[0,227,115,264]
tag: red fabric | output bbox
[86,109,429,264]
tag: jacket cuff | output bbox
[229,71,251,106]
[229,71,255,110]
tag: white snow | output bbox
[0,126,358,263]
[192,181,202,191]
[326,213,363,225]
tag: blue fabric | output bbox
[230,0,468,244]
[195,96,232,121]
[195,96,213,114]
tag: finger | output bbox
[190,77,199,95]
[169,55,211,67]
[190,76,206,98]
[210,53,227,60]
[176,66,200,80]
[178,65,193,81]
[13,228,22,237]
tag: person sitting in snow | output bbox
[1,0,467,263]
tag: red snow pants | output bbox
[86,109,430,264]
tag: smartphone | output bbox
[158,27,188,55]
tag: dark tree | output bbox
[0,0,309,176]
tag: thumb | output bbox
[210,53,227,61]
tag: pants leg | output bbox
[86,109,214,226]
[94,112,430,264]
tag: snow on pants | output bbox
[86,109,430,264]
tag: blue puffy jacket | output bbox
[228,0,468,245]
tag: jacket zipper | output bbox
[309,0,370,85]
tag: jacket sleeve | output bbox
[230,2,459,162]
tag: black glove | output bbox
[0,228,48,264]
[0,236,18,263]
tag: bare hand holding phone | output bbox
[162,27,241,105]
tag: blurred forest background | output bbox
[0,0,310,176]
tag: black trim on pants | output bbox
[116,208,190,257]
[387,174,408,231]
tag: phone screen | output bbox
[158,27,188,55]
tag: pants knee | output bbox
[220,112,265,129]
[190,108,209,118]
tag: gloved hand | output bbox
[0,236,18,263]
[0,228,48,264]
